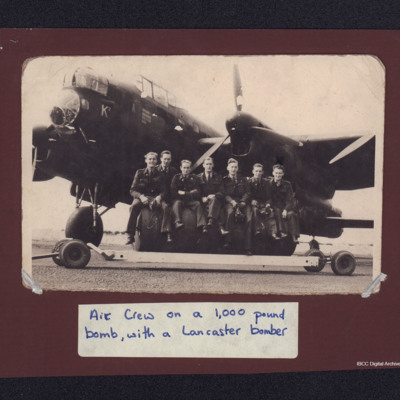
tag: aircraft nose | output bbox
[50,89,81,126]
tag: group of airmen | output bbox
[126,150,300,255]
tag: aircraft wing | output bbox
[293,132,376,191]
[325,217,374,229]
[199,132,375,191]
[294,132,371,143]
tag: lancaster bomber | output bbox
[31,60,376,266]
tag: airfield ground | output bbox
[30,235,374,295]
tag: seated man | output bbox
[126,152,172,245]
[171,159,206,232]
[197,157,226,233]
[268,164,300,243]
[222,158,252,255]
[156,150,179,204]
[248,163,278,239]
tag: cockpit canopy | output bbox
[63,67,109,96]
[63,67,177,109]
[135,76,176,108]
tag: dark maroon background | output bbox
[1,29,399,378]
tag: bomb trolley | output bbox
[32,238,357,276]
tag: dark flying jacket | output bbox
[156,164,179,200]
[130,167,166,200]
[268,178,295,211]
[248,177,272,204]
[171,173,201,201]
[222,175,250,204]
[197,171,224,200]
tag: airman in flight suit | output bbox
[170,159,207,231]
[269,164,300,243]
[156,150,179,204]
[126,152,172,244]
[197,157,226,232]
[248,163,278,239]
[222,158,252,255]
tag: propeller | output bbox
[190,65,243,171]
[32,145,38,180]
[230,64,303,148]
[32,125,56,182]
[329,133,375,164]
[191,64,304,172]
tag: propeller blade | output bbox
[190,135,230,172]
[233,64,243,112]
[33,125,54,146]
[329,133,375,164]
[32,145,38,180]
[250,126,303,147]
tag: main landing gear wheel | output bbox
[331,250,356,276]
[65,206,103,246]
[59,239,91,269]
[304,249,327,273]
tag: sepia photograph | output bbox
[23,55,384,295]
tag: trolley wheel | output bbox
[304,249,326,272]
[331,250,356,276]
[52,239,71,266]
[59,239,91,269]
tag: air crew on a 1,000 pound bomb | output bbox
[197,157,227,233]
[170,160,207,232]
[222,158,253,255]
[126,152,172,245]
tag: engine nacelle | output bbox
[298,206,343,238]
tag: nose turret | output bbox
[50,89,81,127]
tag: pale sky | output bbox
[23,55,385,244]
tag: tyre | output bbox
[52,239,71,266]
[331,250,356,276]
[304,249,326,272]
[65,206,103,246]
[135,207,162,252]
[59,239,91,269]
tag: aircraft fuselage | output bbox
[32,67,375,240]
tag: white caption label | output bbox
[78,302,298,358]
